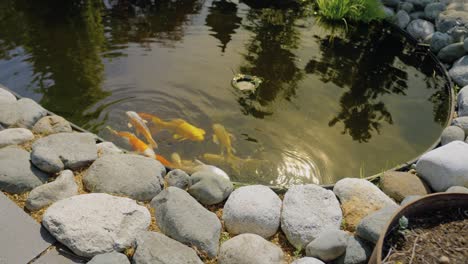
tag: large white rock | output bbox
[42,193,150,257]
[223,185,281,238]
[0,86,17,103]
[449,56,468,86]
[0,128,34,148]
[416,141,468,191]
[281,185,342,249]
[0,98,47,128]
[218,234,284,264]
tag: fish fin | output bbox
[150,140,158,149]
[127,122,133,128]
[213,135,219,145]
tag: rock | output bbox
[218,234,284,264]
[187,171,233,205]
[417,141,468,191]
[291,258,325,264]
[380,171,430,202]
[97,142,123,156]
[457,85,468,117]
[0,128,34,148]
[438,42,466,63]
[430,32,453,53]
[449,56,468,86]
[437,10,468,33]
[409,11,426,20]
[25,170,78,211]
[394,10,411,29]
[87,252,130,264]
[400,195,422,206]
[383,6,395,18]
[305,229,348,262]
[464,37,468,52]
[0,86,17,103]
[0,146,48,193]
[425,3,446,21]
[165,169,191,189]
[31,132,97,173]
[448,26,468,42]
[84,154,165,201]
[333,178,397,231]
[356,206,399,244]
[32,115,72,135]
[0,98,47,128]
[223,185,281,238]
[406,0,432,9]
[382,0,400,8]
[406,19,434,41]
[446,186,468,193]
[150,187,221,257]
[133,231,203,264]
[42,193,150,257]
[452,116,468,133]
[335,236,373,264]
[440,126,465,145]
[399,2,414,13]
[281,184,342,249]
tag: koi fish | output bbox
[107,126,173,167]
[138,112,206,142]
[212,124,236,156]
[126,111,158,148]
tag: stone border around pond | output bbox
[1,3,468,261]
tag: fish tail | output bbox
[149,138,158,149]
[106,126,117,135]
[156,155,174,167]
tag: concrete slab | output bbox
[31,246,86,264]
[0,192,55,264]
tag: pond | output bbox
[0,0,451,186]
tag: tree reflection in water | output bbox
[205,0,242,53]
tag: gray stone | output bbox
[457,85,468,116]
[380,171,430,202]
[0,86,17,103]
[400,195,422,206]
[382,0,400,8]
[452,116,468,133]
[441,126,465,145]
[0,98,47,128]
[333,178,397,231]
[448,26,468,42]
[0,146,48,193]
[26,170,78,211]
[42,193,150,258]
[425,3,446,21]
[335,236,373,264]
[87,252,129,264]
[291,258,325,264]
[383,6,396,18]
[406,0,433,9]
[431,32,453,53]
[97,142,123,156]
[399,2,414,13]
[166,169,191,189]
[31,132,97,173]
[417,141,468,191]
[394,10,411,29]
[407,19,435,40]
[133,231,203,264]
[446,186,468,193]
[0,128,34,148]
[31,246,84,264]
[223,185,281,238]
[84,154,165,201]
[150,187,221,257]
[218,234,284,264]
[305,230,348,262]
[438,42,466,63]
[356,206,399,244]
[410,11,426,20]
[437,10,468,33]
[188,170,233,205]
[281,184,342,249]
[32,115,72,135]
[450,56,468,86]
[0,192,55,264]
[464,37,468,52]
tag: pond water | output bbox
[0,0,451,186]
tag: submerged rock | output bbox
[218,234,284,264]
[0,128,34,148]
[188,170,233,205]
[32,115,72,135]
[281,184,342,249]
[42,193,150,257]
[440,126,465,145]
[380,171,430,202]
[305,229,348,262]
[0,146,48,193]
[223,185,281,238]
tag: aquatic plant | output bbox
[315,0,385,23]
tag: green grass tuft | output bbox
[316,0,385,23]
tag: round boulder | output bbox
[187,171,233,205]
[0,98,47,128]
[32,115,72,135]
[380,171,430,202]
[0,86,17,103]
[305,229,348,262]
[42,193,151,257]
[449,55,468,86]
[437,42,466,63]
[430,32,453,53]
[223,185,281,238]
[166,169,191,190]
[0,128,34,148]
[440,126,465,145]
[218,234,284,264]
[292,258,325,264]
[84,154,165,201]
[406,19,434,41]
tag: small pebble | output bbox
[439,255,450,264]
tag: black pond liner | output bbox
[1,21,455,194]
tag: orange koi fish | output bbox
[126,111,158,148]
[138,112,206,142]
[212,124,236,157]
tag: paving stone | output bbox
[0,192,55,264]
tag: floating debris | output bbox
[231,74,262,92]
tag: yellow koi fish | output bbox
[138,112,206,142]
[126,111,158,148]
[212,124,236,156]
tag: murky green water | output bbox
[0,0,450,186]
